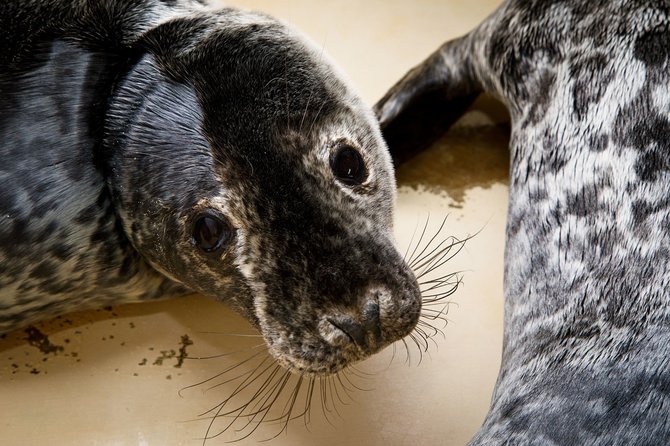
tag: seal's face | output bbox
[107,9,420,375]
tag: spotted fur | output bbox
[0,0,421,376]
[376,0,670,443]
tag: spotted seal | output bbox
[376,0,670,443]
[0,0,423,377]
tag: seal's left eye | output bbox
[193,214,233,252]
[330,144,367,186]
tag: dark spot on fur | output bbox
[542,130,568,172]
[570,0,614,47]
[566,184,599,217]
[569,53,611,120]
[529,185,549,201]
[75,202,100,225]
[0,217,30,255]
[28,259,58,280]
[589,133,609,152]
[636,146,670,182]
[615,89,670,182]
[33,220,59,244]
[632,200,653,225]
[118,253,138,279]
[530,246,548,272]
[51,243,74,260]
[0,187,16,213]
[525,69,556,125]
[502,399,533,435]
[488,1,564,105]
[634,29,670,67]
[41,279,79,296]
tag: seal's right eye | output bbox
[192,214,233,252]
[330,144,367,186]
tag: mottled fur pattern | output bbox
[377,0,670,444]
[0,0,421,376]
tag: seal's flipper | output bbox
[374,37,482,166]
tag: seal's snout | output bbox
[318,282,421,359]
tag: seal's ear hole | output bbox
[192,212,234,253]
[330,143,368,186]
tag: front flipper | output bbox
[374,37,482,166]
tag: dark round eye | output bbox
[192,214,233,252]
[330,144,367,186]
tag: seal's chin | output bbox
[264,336,383,376]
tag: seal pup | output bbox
[376,0,670,443]
[0,0,423,377]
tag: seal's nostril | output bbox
[327,316,368,349]
[362,300,382,344]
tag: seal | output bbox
[376,0,670,444]
[0,0,423,377]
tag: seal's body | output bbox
[0,0,422,376]
[377,0,670,443]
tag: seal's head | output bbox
[105,8,421,375]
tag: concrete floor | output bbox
[0,1,509,445]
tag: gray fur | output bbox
[376,0,670,444]
[0,0,421,376]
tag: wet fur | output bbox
[0,0,422,376]
[376,0,670,444]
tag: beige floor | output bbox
[0,1,509,445]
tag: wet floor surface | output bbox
[0,1,508,445]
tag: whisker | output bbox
[232,369,292,441]
[264,375,304,440]
[308,100,328,135]
[348,364,375,378]
[185,343,266,361]
[236,367,286,419]
[273,375,306,423]
[340,371,357,403]
[340,368,370,393]
[403,215,422,262]
[298,37,326,133]
[405,214,431,266]
[196,332,263,338]
[201,357,274,414]
[420,281,460,296]
[420,308,451,325]
[416,320,439,340]
[327,376,343,418]
[413,236,466,277]
[407,215,450,269]
[179,351,264,397]
[412,237,462,277]
[415,240,470,281]
[303,377,316,428]
[409,333,426,361]
[332,373,349,406]
[201,364,281,441]
[401,338,411,365]
[387,343,398,370]
[419,276,463,293]
[319,378,336,427]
